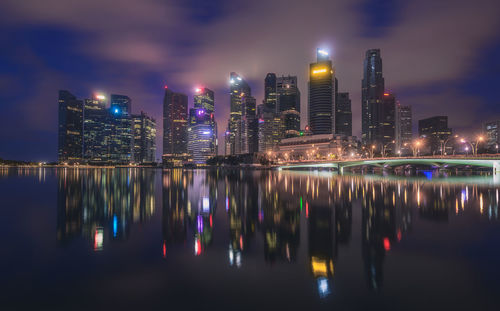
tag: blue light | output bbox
[113,215,118,237]
[422,171,433,180]
[113,107,120,114]
[317,277,331,298]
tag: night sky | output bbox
[1,0,499,161]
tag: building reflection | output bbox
[54,166,500,293]
[161,169,219,257]
[57,168,156,250]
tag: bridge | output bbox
[277,156,500,175]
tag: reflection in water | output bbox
[57,168,156,250]
[54,168,500,299]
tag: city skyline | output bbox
[1,0,500,161]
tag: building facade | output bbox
[188,88,217,164]
[309,49,335,135]
[335,92,352,136]
[277,75,301,138]
[83,95,110,163]
[132,112,156,163]
[241,95,258,154]
[163,88,188,165]
[395,104,412,155]
[278,134,357,160]
[109,94,133,163]
[227,72,251,155]
[258,73,279,152]
[362,49,385,144]
[58,90,83,163]
[484,120,500,152]
[418,116,452,155]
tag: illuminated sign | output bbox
[312,68,327,74]
[384,93,390,96]
[202,131,211,135]
[95,94,106,100]
[195,88,202,93]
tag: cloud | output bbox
[1,0,499,160]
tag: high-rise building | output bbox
[132,111,156,163]
[362,49,385,144]
[83,94,110,162]
[484,120,500,152]
[109,94,133,163]
[379,92,396,152]
[277,75,301,138]
[241,95,258,154]
[396,104,412,155]
[227,72,251,155]
[163,87,188,165]
[188,88,217,164]
[309,49,335,135]
[335,92,352,136]
[418,116,452,155]
[258,73,279,152]
[58,90,83,163]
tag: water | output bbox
[1,167,500,310]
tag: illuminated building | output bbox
[227,72,251,155]
[418,116,452,155]
[362,49,385,144]
[258,73,279,152]
[132,111,156,163]
[163,87,189,166]
[188,88,217,164]
[241,95,258,154]
[109,94,133,163]
[396,104,412,155]
[309,49,336,135]
[277,75,301,138]
[335,92,352,136]
[371,92,396,153]
[483,120,500,152]
[83,95,110,163]
[58,90,83,163]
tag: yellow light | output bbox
[311,257,328,277]
[96,94,105,100]
[312,68,327,74]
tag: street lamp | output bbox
[368,145,376,159]
[382,140,395,158]
[461,135,484,156]
[405,140,422,157]
[441,134,459,156]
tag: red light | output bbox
[397,230,402,242]
[162,241,166,258]
[164,85,168,89]
[239,236,243,250]
[306,202,309,218]
[210,214,213,227]
[383,237,391,251]
[196,239,202,255]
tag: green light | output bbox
[299,131,304,136]
[300,197,303,211]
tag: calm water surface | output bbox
[1,168,500,310]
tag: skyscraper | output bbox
[277,75,301,138]
[109,94,133,163]
[362,49,385,144]
[309,49,335,135]
[58,90,83,163]
[83,94,110,162]
[258,73,279,152]
[418,116,452,155]
[378,92,396,152]
[163,87,188,165]
[241,95,258,154]
[335,92,352,136]
[132,111,156,163]
[188,88,217,164]
[227,72,251,155]
[395,104,412,155]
